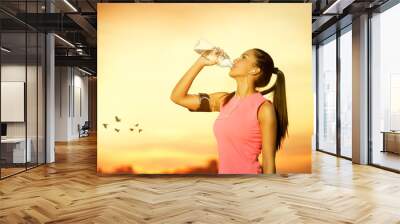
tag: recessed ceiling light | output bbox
[63,0,78,12]
[322,0,355,15]
[77,67,93,76]
[54,34,75,48]
[1,47,11,53]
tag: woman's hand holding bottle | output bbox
[195,47,225,67]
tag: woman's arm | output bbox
[170,60,204,110]
[258,101,277,174]
[170,49,228,112]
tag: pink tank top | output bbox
[213,92,270,174]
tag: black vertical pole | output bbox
[316,44,319,151]
[36,0,39,167]
[72,68,74,118]
[44,0,48,164]
[367,10,373,165]
[25,0,28,171]
[336,21,341,157]
[0,14,2,179]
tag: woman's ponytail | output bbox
[252,48,289,151]
[272,68,288,150]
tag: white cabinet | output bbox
[1,138,32,163]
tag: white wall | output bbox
[1,65,39,138]
[55,67,89,141]
[1,66,26,131]
[72,72,89,138]
[1,64,46,164]
[55,67,70,141]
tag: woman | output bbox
[170,47,288,174]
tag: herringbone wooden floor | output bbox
[1,134,400,224]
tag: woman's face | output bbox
[229,49,260,78]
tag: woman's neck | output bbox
[235,77,257,98]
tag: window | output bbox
[370,2,400,171]
[339,27,352,158]
[317,35,337,154]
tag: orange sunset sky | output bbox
[97,3,312,174]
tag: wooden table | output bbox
[381,131,400,154]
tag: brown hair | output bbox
[222,48,288,151]
[253,48,288,150]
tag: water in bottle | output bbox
[194,39,233,68]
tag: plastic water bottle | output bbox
[194,39,233,68]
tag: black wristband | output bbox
[188,93,211,112]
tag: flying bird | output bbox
[115,116,121,122]
[102,123,109,129]
[114,128,120,132]
[138,129,143,133]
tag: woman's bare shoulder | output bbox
[257,100,276,123]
